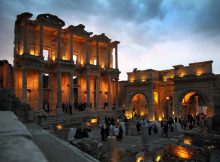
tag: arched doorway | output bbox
[131,94,147,117]
[181,91,207,119]
[163,96,173,120]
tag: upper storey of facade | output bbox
[127,60,214,83]
[13,12,120,71]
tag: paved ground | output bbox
[26,123,99,162]
[57,124,182,152]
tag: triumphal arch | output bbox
[120,61,220,121]
[13,12,120,112]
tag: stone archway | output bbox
[131,93,147,117]
[163,96,173,120]
[178,90,209,119]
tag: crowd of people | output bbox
[100,116,124,141]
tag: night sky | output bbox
[0,0,220,80]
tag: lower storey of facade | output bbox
[14,67,119,112]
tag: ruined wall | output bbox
[0,60,14,90]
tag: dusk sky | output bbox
[0,0,220,80]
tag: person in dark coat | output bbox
[164,121,168,137]
[136,121,141,134]
[118,125,123,140]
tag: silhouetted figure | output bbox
[136,121,141,134]
[164,122,168,137]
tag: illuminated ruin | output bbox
[13,12,120,112]
[120,61,220,120]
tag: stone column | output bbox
[22,68,27,103]
[69,73,74,109]
[115,45,118,69]
[86,74,90,109]
[38,70,43,110]
[108,75,111,110]
[23,22,28,54]
[57,29,61,61]
[70,33,73,61]
[39,23,44,57]
[57,71,62,112]
[107,42,111,68]
[86,38,90,65]
[96,39,100,66]
[195,96,199,115]
[96,76,100,110]
[115,78,119,108]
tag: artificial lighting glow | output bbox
[52,55,56,61]
[73,54,77,63]
[56,124,63,130]
[44,73,49,76]
[183,137,192,145]
[136,156,144,162]
[90,118,98,124]
[196,70,203,76]
[153,92,159,103]
[80,60,84,65]
[94,59,97,65]
[172,111,175,115]
[155,155,161,162]
[19,49,23,55]
[166,96,170,100]
[125,111,132,119]
[30,49,35,55]
[174,146,192,159]
[179,72,185,77]
[140,111,145,116]
[182,92,197,105]
[141,79,146,82]
[62,54,68,60]
[163,76,167,81]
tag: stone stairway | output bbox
[40,110,121,128]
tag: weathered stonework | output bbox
[13,12,120,112]
[120,61,220,121]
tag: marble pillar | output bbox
[115,78,119,108]
[23,22,28,54]
[57,29,61,61]
[86,74,90,109]
[39,24,43,57]
[96,39,100,66]
[70,33,73,61]
[69,73,74,109]
[22,68,27,103]
[38,71,43,110]
[108,75,111,110]
[57,71,62,112]
[96,76,100,110]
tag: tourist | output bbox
[113,125,119,139]
[118,125,123,140]
[69,104,72,115]
[62,103,65,112]
[153,123,158,134]
[148,121,152,135]
[101,124,105,141]
[164,121,168,137]
[136,120,141,134]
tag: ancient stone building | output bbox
[13,12,120,112]
[120,61,220,120]
[0,60,14,89]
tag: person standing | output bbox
[164,121,168,137]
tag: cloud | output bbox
[0,0,220,80]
